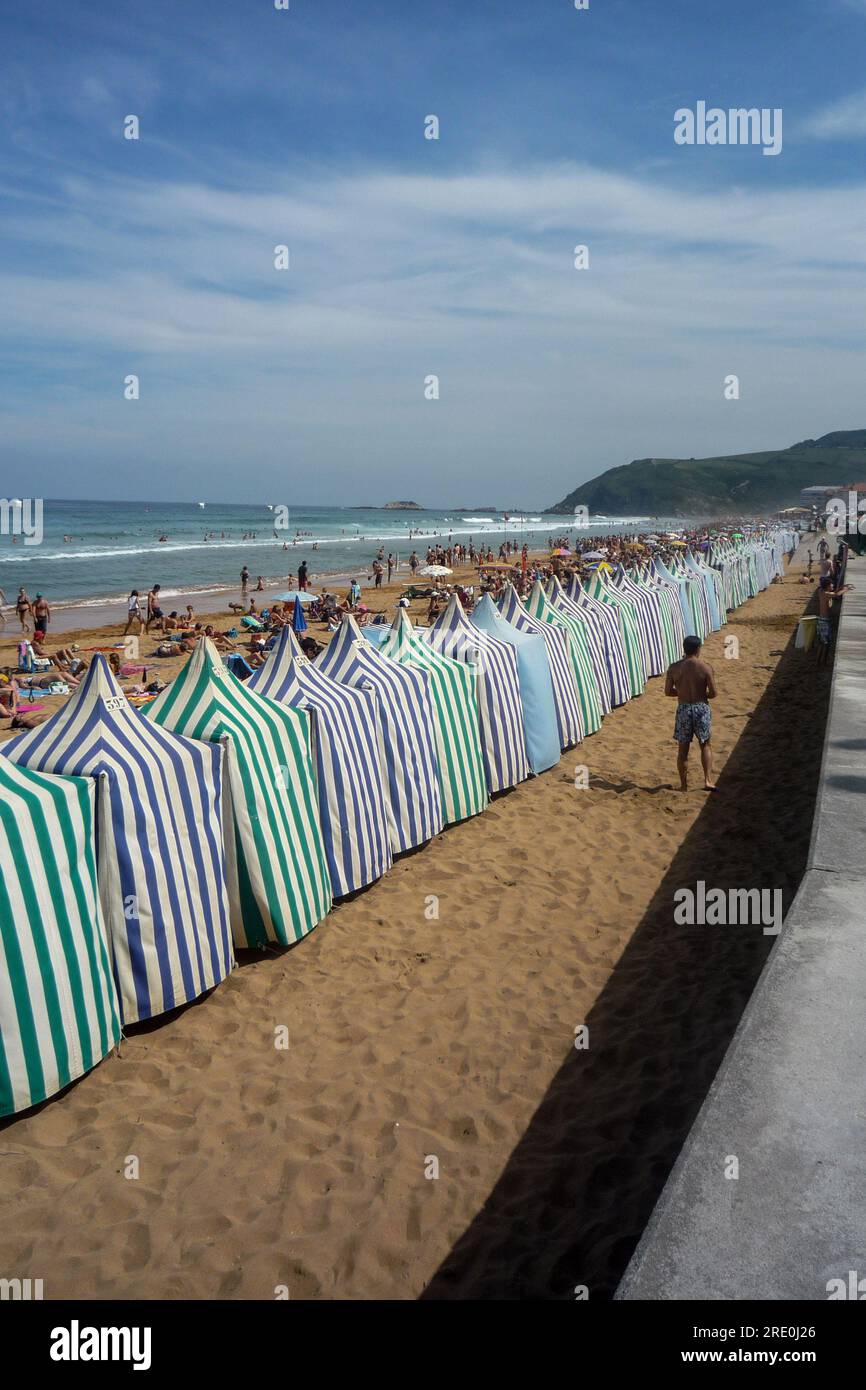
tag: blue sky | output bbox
[2,0,865,506]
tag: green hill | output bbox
[545,431,866,517]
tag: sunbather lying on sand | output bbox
[0,676,18,718]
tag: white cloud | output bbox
[804,89,866,138]
[1,159,864,500]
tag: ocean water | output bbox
[0,499,672,612]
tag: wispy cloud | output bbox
[805,88,866,138]
[1,153,864,502]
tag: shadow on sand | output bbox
[421,620,833,1300]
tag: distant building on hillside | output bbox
[800,484,843,502]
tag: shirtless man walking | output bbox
[664,634,717,791]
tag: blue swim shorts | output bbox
[674,700,712,745]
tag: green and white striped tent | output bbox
[634,564,684,667]
[147,638,332,948]
[0,758,120,1117]
[376,608,488,825]
[585,570,647,699]
[524,580,604,735]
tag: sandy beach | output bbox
[0,537,833,1299]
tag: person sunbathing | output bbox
[204,624,236,652]
[51,648,89,684]
[0,676,18,718]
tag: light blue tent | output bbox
[496,583,584,750]
[471,595,560,773]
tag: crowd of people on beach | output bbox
[1,520,851,741]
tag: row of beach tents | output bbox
[0,531,797,1116]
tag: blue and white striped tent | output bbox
[0,758,120,1117]
[497,584,584,749]
[3,656,233,1026]
[635,563,686,665]
[610,567,667,677]
[674,555,714,636]
[542,576,612,717]
[524,579,604,734]
[316,616,444,853]
[681,552,720,630]
[560,575,631,708]
[426,595,530,794]
[471,595,561,774]
[248,627,392,898]
[652,557,701,639]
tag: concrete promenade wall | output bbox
[618,549,866,1300]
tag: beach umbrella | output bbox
[419,564,452,576]
[424,594,530,794]
[147,639,332,949]
[3,656,233,1025]
[274,590,318,604]
[248,628,392,897]
[0,758,121,1117]
[497,584,584,749]
[471,595,560,773]
[316,616,444,853]
[377,607,488,825]
[292,595,308,633]
[583,550,607,559]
